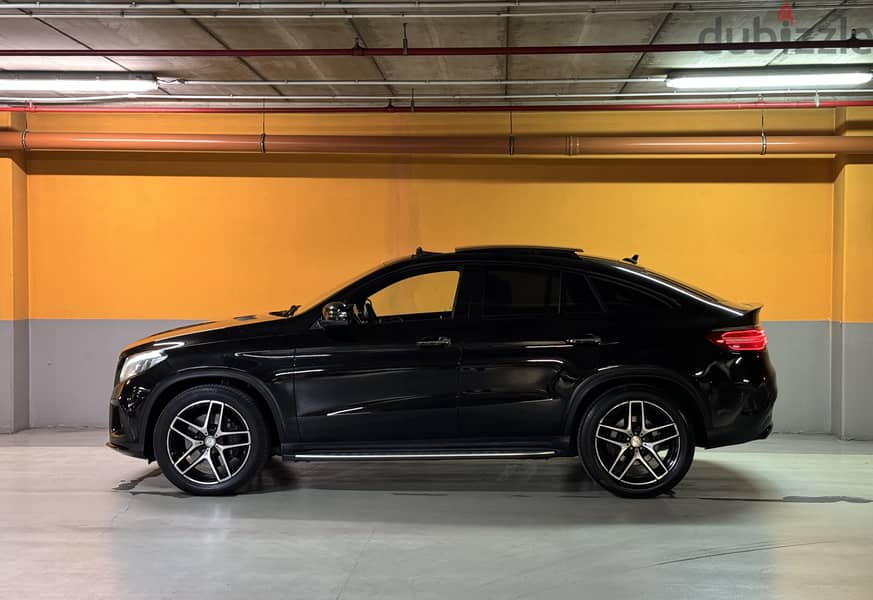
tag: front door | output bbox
[294,268,464,443]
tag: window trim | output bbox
[364,268,462,322]
[558,270,606,316]
[587,272,679,312]
[346,265,466,324]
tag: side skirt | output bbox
[284,448,562,461]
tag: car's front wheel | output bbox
[578,386,695,498]
[153,384,269,495]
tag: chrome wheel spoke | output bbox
[608,447,633,477]
[205,450,222,482]
[173,443,202,467]
[218,442,250,450]
[596,433,627,448]
[214,402,226,435]
[618,452,637,480]
[651,432,679,446]
[205,401,218,432]
[172,415,205,436]
[216,430,250,442]
[215,449,233,480]
[596,424,631,446]
[642,445,669,474]
[638,449,662,480]
[170,424,199,444]
[180,450,208,474]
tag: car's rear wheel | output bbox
[153,384,269,495]
[578,386,695,498]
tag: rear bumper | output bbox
[704,377,777,448]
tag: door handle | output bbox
[417,336,452,347]
[567,335,602,346]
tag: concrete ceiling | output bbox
[0,1,871,108]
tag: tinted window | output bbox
[561,272,602,314]
[590,276,673,311]
[484,269,559,316]
[368,270,459,319]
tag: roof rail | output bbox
[413,246,442,257]
[455,245,583,256]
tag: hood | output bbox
[122,313,287,354]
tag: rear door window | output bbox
[483,268,559,317]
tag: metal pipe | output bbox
[3,88,873,106]
[3,99,873,113]
[5,6,873,19]
[4,38,872,57]
[163,77,668,87]
[0,0,843,10]
[1,0,867,18]
[2,130,872,155]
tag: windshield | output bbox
[292,258,405,315]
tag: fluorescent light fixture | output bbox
[0,72,157,93]
[666,67,873,90]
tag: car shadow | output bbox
[114,456,783,527]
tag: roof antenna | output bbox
[622,254,639,265]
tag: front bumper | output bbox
[108,380,153,459]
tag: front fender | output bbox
[145,366,288,441]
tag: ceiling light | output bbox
[0,72,157,93]
[666,67,873,90]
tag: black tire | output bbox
[153,384,270,496]
[578,385,695,498]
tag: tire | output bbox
[153,384,270,496]
[578,385,695,498]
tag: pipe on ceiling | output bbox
[0,1,823,9]
[2,0,869,19]
[163,76,668,87]
[5,6,873,19]
[3,38,872,57]
[2,131,872,156]
[4,99,873,113]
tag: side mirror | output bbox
[319,301,351,327]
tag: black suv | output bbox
[108,246,776,497]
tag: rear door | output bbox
[458,266,608,438]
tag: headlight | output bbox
[118,349,167,384]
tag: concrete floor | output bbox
[0,431,872,600]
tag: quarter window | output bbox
[483,268,559,316]
[561,272,602,314]
[367,270,459,320]
[589,276,673,311]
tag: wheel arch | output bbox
[143,368,286,460]
[564,367,709,452]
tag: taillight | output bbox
[707,328,767,351]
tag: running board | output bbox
[287,449,558,461]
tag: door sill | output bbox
[286,448,559,461]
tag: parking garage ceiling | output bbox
[0,1,872,109]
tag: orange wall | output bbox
[0,155,27,321]
[12,106,873,323]
[26,153,833,321]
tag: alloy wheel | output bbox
[166,399,252,485]
[593,399,681,487]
